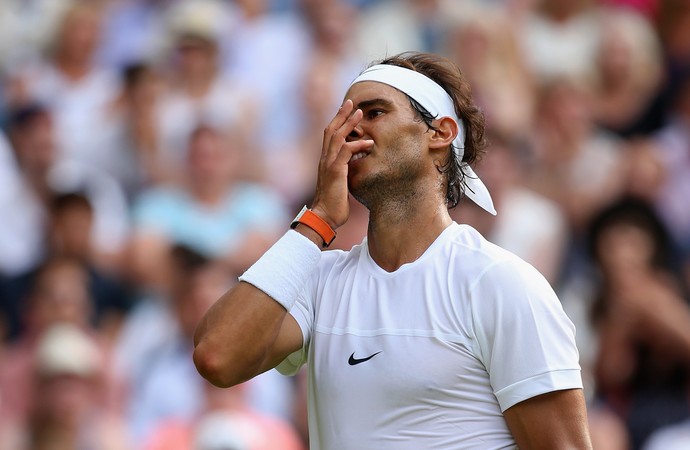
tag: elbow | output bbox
[193,343,239,388]
[193,341,259,388]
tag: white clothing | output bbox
[277,223,582,449]
[0,134,40,275]
[223,10,310,150]
[354,0,441,61]
[653,119,690,251]
[0,0,70,70]
[519,10,601,81]
[643,419,690,450]
[0,175,45,276]
[16,61,121,168]
[0,159,130,276]
[490,187,566,283]
[155,75,251,170]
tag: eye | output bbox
[366,109,384,120]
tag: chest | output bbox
[308,270,488,408]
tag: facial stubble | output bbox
[349,136,427,222]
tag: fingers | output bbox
[322,100,353,158]
[331,99,355,132]
[322,100,362,164]
[334,139,374,166]
[311,100,369,229]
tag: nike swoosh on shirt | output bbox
[348,351,382,366]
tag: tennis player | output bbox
[194,52,592,449]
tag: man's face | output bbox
[343,82,431,208]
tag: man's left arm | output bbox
[504,388,592,450]
[469,259,591,449]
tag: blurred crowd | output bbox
[0,0,689,448]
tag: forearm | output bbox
[194,228,324,387]
[194,97,366,386]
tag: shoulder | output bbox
[445,223,527,282]
[305,239,368,286]
[447,224,558,307]
[319,241,364,271]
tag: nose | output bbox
[346,123,364,142]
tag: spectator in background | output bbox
[452,135,567,285]
[4,323,129,450]
[266,51,360,208]
[0,257,121,443]
[124,247,230,442]
[443,4,536,141]
[527,77,625,238]
[223,0,311,152]
[0,0,71,74]
[585,198,690,448]
[0,104,130,277]
[1,192,132,343]
[0,1,689,448]
[650,73,690,272]
[354,0,446,61]
[130,124,287,289]
[145,380,304,450]
[4,2,122,172]
[591,7,663,137]
[101,63,168,199]
[0,105,56,277]
[644,417,690,450]
[519,0,602,82]
[628,0,690,134]
[123,245,295,444]
[154,0,257,177]
[261,0,364,205]
[97,0,173,71]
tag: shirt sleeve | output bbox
[469,257,583,412]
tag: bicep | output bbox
[258,311,304,374]
[503,388,592,450]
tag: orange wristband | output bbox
[290,206,336,248]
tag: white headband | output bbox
[350,64,496,215]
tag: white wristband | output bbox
[238,230,322,311]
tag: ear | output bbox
[428,116,458,151]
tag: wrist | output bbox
[293,223,328,250]
[239,230,322,311]
[290,206,336,248]
[309,205,338,230]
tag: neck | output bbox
[365,191,452,272]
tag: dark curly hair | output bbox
[374,52,487,208]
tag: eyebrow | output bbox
[356,98,395,110]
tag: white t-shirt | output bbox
[277,222,582,450]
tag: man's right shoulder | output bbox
[317,241,365,274]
